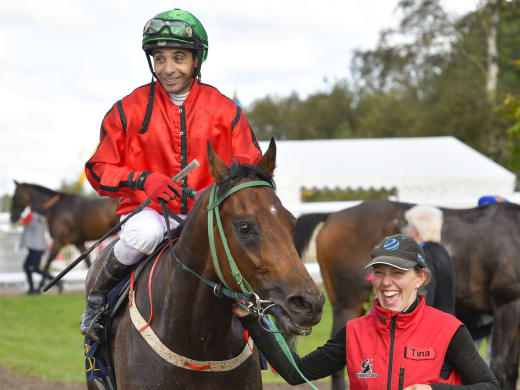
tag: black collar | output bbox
[402,296,420,314]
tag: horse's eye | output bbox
[235,221,252,235]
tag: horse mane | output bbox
[21,182,64,197]
[215,162,275,199]
[181,162,274,227]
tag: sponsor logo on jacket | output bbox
[356,358,377,379]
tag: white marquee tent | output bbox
[258,136,517,212]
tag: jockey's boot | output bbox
[80,249,132,344]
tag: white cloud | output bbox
[0,0,477,196]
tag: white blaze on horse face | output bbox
[269,205,278,215]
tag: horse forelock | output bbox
[215,163,275,199]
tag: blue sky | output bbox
[0,0,478,196]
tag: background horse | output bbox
[295,199,520,390]
[10,181,119,279]
[86,139,325,389]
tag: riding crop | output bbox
[42,159,200,292]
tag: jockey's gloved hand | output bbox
[142,172,182,203]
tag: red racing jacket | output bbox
[85,79,262,216]
[346,297,462,390]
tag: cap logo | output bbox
[383,238,400,251]
[157,41,167,46]
[417,254,426,266]
[185,26,193,37]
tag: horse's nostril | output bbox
[288,294,315,312]
[296,296,309,308]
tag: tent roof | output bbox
[258,136,516,204]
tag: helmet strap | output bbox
[145,53,159,80]
[194,53,202,81]
[191,49,202,81]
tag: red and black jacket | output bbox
[85,79,262,215]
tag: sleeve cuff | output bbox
[136,171,152,190]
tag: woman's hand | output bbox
[404,385,432,390]
[232,302,251,318]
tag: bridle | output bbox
[152,179,319,386]
[207,180,270,295]
[161,179,279,326]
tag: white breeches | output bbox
[114,207,186,265]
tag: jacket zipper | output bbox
[179,106,188,214]
[399,367,405,390]
[387,315,397,390]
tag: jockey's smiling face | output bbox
[153,48,198,95]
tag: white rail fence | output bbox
[0,212,117,291]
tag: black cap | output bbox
[365,234,427,270]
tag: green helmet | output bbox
[142,9,208,63]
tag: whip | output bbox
[42,159,200,292]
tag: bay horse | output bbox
[295,199,520,390]
[10,181,119,278]
[85,139,325,389]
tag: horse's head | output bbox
[206,138,325,336]
[10,181,30,223]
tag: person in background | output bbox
[81,8,262,344]
[234,234,499,389]
[18,210,56,295]
[404,204,456,315]
[478,195,509,206]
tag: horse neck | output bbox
[26,186,60,214]
[151,194,240,347]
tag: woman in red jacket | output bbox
[235,234,499,390]
[81,8,261,345]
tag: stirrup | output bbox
[82,307,109,344]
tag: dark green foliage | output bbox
[59,179,98,198]
[501,94,520,181]
[301,187,397,202]
[247,83,355,140]
[245,0,520,181]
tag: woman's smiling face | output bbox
[371,264,426,312]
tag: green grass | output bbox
[261,287,333,383]
[0,289,333,383]
[0,289,502,386]
[0,293,86,381]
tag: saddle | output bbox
[84,226,183,390]
[84,222,269,389]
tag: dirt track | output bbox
[0,365,331,390]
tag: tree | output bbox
[500,91,520,179]
[59,178,97,197]
[350,0,520,167]
[485,0,502,103]
[246,83,355,140]
[245,0,520,181]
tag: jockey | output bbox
[81,8,262,344]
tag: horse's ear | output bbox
[257,137,276,176]
[14,179,19,186]
[207,141,230,182]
